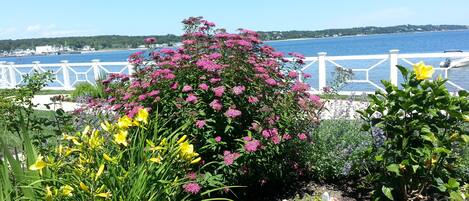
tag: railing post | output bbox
[0,61,5,87]
[61,60,72,90]
[389,49,399,86]
[8,62,16,88]
[318,52,327,93]
[91,59,101,82]
[128,63,135,77]
[32,61,40,72]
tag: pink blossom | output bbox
[215,136,222,142]
[195,120,206,129]
[198,83,209,91]
[304,73,312,78]
[186,172,197,180]
[183,182,201,194]
[223,151,240,166]
[186,94,198,103]
[288,71,298,78]
[271,135,281,144]
[243,136,252,141]
[288,52,305,59]
[265,78,277,86]
[182,40,195,45]
[283,134,292,140]
[244,140,260,152]
[144,37,157,44]
[209,78,221,83]
[148,90,160,97]
[165,73,176,80]
[196,59,222,71]
[209,99,223,111]
[182,85,193,92]
[247,96,259,103]
[170,82,179,90]
[123,93,132,101]
[208,53,222,60]
[232,86,246,95]
[138,94,146,101]
[292,81,310,92]
[225,108,242,118]
[298,133,308,141]
[212,86,225,97]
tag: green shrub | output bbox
[308,119,373,181]
[70,81,104,100]
[359,62,469,200]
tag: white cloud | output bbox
[26,24,42,32]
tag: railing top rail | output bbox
[399,52,469,58]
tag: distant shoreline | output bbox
[264,29,469,43]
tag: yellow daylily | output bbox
[83,125,91,135]
[179,141,199,161]
[103,153,114,162]
[79,182,89,192]
[29,155,47,171]
[134,108,149,125]
[100,121,112,132]
[95,164,105,181]
[177,135,187,144]
[463,114,469,122]
[114,130,128,146]
[191,157,201,164]
[413,62,435,80]
[96,191,112,199]
[61,185,73,196]
[45,186,53,200]
[88,129,102,148]
[117,115,133,129]
[62,134,77,141]
[149,156,163,164]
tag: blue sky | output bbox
[1,0,468,39]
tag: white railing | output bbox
[1,50,469,94]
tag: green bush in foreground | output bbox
[359,62,469,200]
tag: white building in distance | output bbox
[35,46,54,54]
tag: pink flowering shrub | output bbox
[97,17,322,197]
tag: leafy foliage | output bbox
[359,64,469,200]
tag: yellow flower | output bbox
[117,115,133,129]
[191,157,201,164]
[96,191,112,199]
[100,121,112,132]
[413,62,435,80]
[149,156,163,164]
[179,141,199,161]
[29,155,47,171]
[103,153,114,162]
[177,135,187,144]
[83,125,91,135]
[79,182,89,192]
[95,164,105,181]
[88,129,102,148]
[62,134,77,141]
[45,186,53,200]
[114,130,128,146]
[134,108,149,125]
[61,185,73,196]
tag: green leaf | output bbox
[434,147,451,154]
[381,186,394,200]
[461,135,469,143]
[375,155,383,161]
[449,191,464,201]
[412,165,419,173]
[396,65,409,79]
[446,178,460,190]
[421,133,437,144]
[386,164,401,176]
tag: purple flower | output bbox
[215,136,222,142]
[195,120,206,129]
[209,99,223,111]
[183,182,201,194]
[232,86,246,95]
[186,94,198,103]
[225,108,241,118]
[147,90,160,97]
[138,94,146,101]
[245,140,260,152]
[288,71,298,78]
[212,86,225,97]
[186,172,197,180]
[271,135,281,144]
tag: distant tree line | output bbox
[258,25,469,41]
[0,24,467,52]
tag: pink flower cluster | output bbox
[223,150,240,166]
